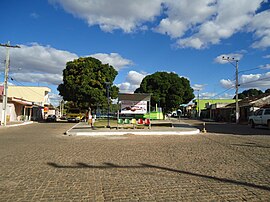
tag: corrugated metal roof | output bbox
[223,93,270,108]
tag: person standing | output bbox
[88,108,93,127]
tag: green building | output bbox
[192,99,236,118]
[194,99,236,111]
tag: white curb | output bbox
[4,121,34,128]
[67,129,200,136]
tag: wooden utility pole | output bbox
[222,56,240,124]
[0,41,20,126]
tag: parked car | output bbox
[60,115,67,120]
[248,108,270,129]
[67,108,84,122]
[46,114,57,122]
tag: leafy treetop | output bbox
[234,88,270,99]
[135,72,194,113]
[58,57,119,110]
[234,88,263,99]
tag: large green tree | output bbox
[234,88,263,99]
[58,57,119,110]
[135,72,194,113]
[265,88,270,94]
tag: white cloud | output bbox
[215,53,243,64]
[154,18,186,38]
[177,0,264,49]
[0,43,77,85]
[259,64,270,69]
[117,70,148,93]
[200,92,216,99]
[178,37,205,49]
[155,0,216,39]
[90,53,133,71]
[49,0,163,33]
[192,84,205,91]
[220,79,235,89]
[193,91,234,99]
[239,72,270,88]
[117,82,132,93]
[263,54,270,59]
[199,92,234,99]
[0,43,132,86]
[220,72,270,89]
[218,92,235,99]
[49,0,269,49]
[0,43,78,74]
[126,70,146,85]
[49,92,62,107]
[0,82,15,86]
[11,72,63,85]
[249,10,270,49]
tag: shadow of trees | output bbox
[47,162,270,192]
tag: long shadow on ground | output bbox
[47,162,270,192]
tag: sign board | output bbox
[44,107,49,112]
[118,93,150,114]
[121,100,147,114]
[0,86,4,95]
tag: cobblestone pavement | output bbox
[0,122,269,201]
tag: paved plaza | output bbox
[0,121,269,201]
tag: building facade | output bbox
[0,86,51,122]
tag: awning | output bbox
[11,97,33,105]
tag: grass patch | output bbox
[94,119,118,127]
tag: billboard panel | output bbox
[121,100,147,114]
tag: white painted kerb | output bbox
[68,129,200,136]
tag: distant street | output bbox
[0,121,269,201]
[179,118,270,136]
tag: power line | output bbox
[238,67,261,74]
[239,76,270,86]
[207,76,270,100]
[209,86,235,99]
[209,76,270,100]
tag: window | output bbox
[257,110,263,116]
[264,109,270,115]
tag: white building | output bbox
[0,86,51,122]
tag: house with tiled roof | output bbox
[215,93,270,123]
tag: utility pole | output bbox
[235,60,239,124]
[197,89,200,118]
[0,41,20,126]
[222,56,240,124]
[59,100,62,117]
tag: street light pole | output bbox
[158,99,160,120]
[197,89,200,119]
[105,82,111,128]
[0,41,20,126]
[222,56,240,124]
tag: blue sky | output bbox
[0,0,270,106]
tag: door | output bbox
[253,109,263,124]
[262,109,270,125]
